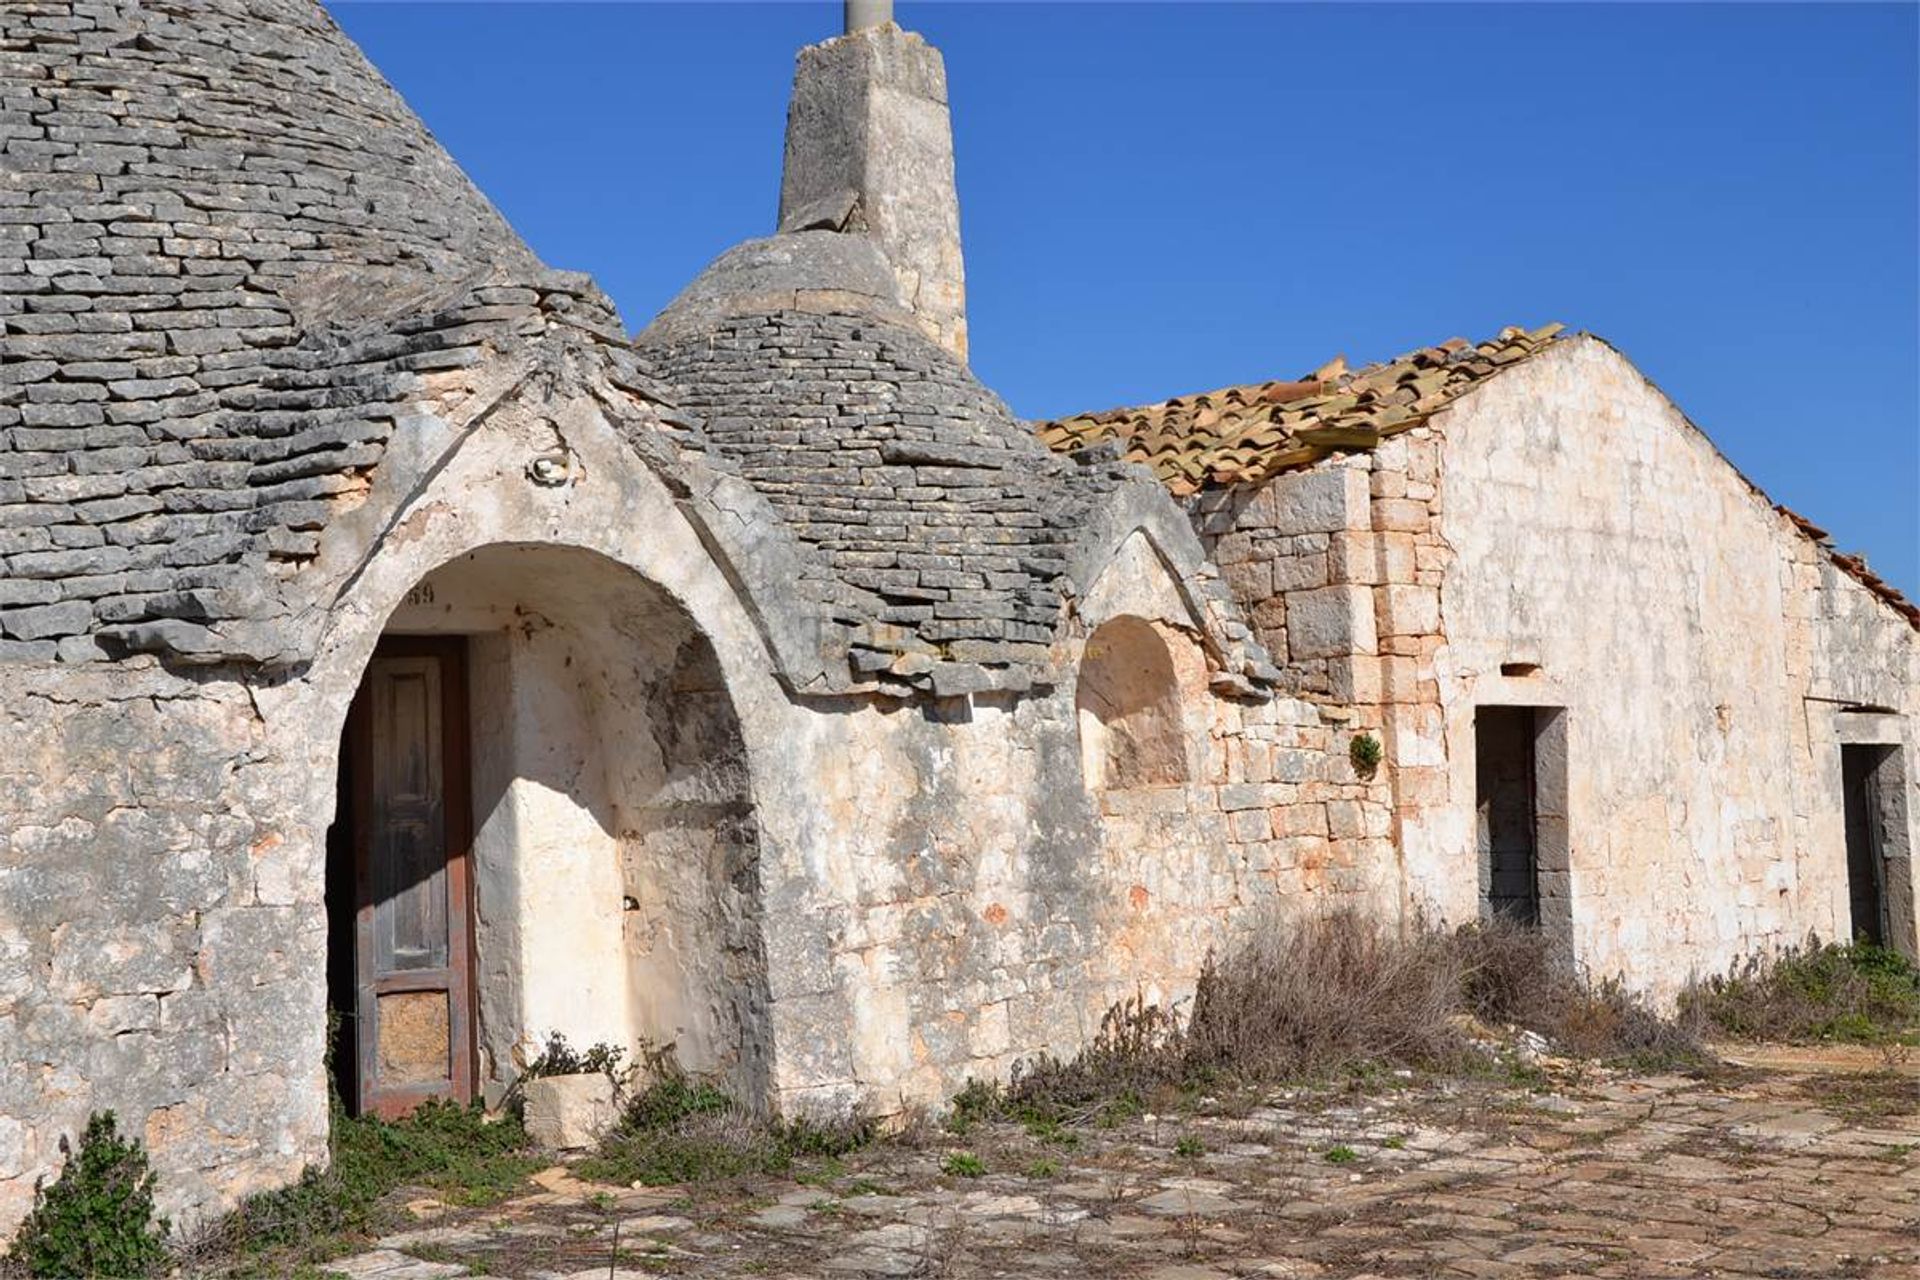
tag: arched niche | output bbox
[1077,615,1190,792]
[320,542,770,1114]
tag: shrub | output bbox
[14,1111,170,1279]
[1679,939,1920,1045]
[1451,920,1705,1069]
[521,1031,628,1085]
[622,1073,733,1131]
[580,1067,871,1188]
[1349,733,1384,778]
[1187,909,1469,1077]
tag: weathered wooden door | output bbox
[345,637,475,1119]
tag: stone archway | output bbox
[323,543,771,1112]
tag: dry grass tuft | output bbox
[963,908,1708,1129]
[1187,911,1470,1078]
[1678,940,1920,1046]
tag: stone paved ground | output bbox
[318,1058,1918,1280]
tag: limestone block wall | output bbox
[1413,336,1918,994]
[752,527,1387,1116]
[0,662,330,1240]
[753,640,1385,1119]
[1192,443,1437,926]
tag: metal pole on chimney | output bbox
[845,0,892,32]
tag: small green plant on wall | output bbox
[1349,731,1384,779]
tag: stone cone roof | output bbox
[0,0,634,664]
[637,232,1124,695]
[3,3,1275,691]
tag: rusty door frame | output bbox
[347,634,478,1118]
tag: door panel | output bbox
[348,639,475,1119]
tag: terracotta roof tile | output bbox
[1035,323,1565,496]
[1037,324,1917,631]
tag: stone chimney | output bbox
[778,10,968,360]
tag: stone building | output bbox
[0,0,1912,1239]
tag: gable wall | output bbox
[1417,336,1918,994]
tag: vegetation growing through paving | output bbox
[176,1098,541,1278]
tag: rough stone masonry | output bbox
[1,0,1914,1242]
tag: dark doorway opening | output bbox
[325,636,476,1118]
[324,750,360,1110]
[1475,705,1570,942]
[1477,707,1540,925]
[1843,744,1894,947]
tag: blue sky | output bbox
[330,2,1919,596]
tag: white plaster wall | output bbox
[1421,336,1919,994]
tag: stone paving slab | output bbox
[310,1064,1917,1279]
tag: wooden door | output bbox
[346,637,476,1119]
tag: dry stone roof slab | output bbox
[636,234,1142,694]
[0,0,668,664]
